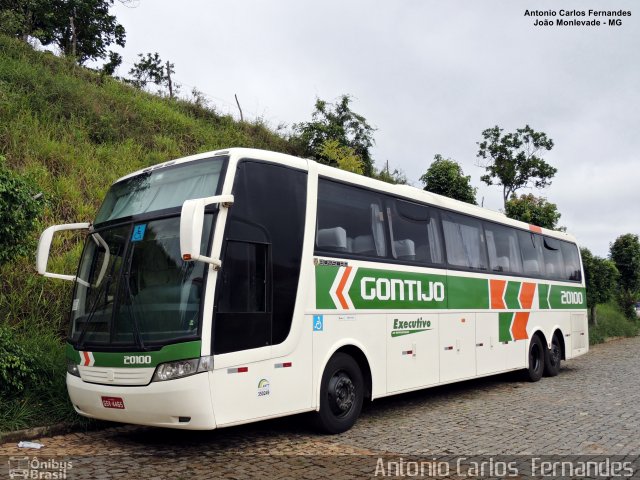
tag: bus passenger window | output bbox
[316,179,387,258]
[442,212,488,270]
[518,231,545,277]
[542,237,564,280]
[389,199,443,265]
[484,222,523,274]
[560,241,582,281]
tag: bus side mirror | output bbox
[180,194,233,268]
[37,223,91,281]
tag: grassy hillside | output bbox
[0,35,298,432]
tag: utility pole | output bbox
[165,61,174,99]
[235,94,244,122]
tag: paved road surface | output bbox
[2,337,639,478]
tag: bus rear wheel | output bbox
[315,352,364,434]
[544,333,562,377]
[525,335,545,382]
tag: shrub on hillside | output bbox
[0,324,37,393]
[0,156,44,265]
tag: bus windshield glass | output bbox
[69,215,214,349]
[95,157,226,224]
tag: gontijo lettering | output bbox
[361,277,445,302]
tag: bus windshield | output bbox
[70,156,226,349]
[69,215,214,349]
[95,157,226,224]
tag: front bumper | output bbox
[67,372,216,430]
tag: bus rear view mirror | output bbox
[180,194,233,268]
[37,223,91,282]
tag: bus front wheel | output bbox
[526,335,545,382]
[315,352,364,434]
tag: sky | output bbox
[108,0,639,257]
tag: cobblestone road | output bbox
[1,337,639,479]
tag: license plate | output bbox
[101,396,125,409]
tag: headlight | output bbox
[152,356,213,382]
[67,360,80,377]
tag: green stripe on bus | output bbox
[499,312,514,342]
[66,340,202,368]
[446,276,489,309]
[315,264,340,309]
[538,283,550,309]
[65,343,81,363]
[504,281,521,309]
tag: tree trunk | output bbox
[590,304,597,326]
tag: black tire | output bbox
[314,352,364,434]
[525,335,545,382]
[544,333,562,377]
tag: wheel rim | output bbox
[327,371,356,417]
[549,339,561,367]
[530,342,541,372]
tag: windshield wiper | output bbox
[76,272,111,350]
[122,247,147,351]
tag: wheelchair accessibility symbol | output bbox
[313,315,324,332]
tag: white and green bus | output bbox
[37,148,588,433]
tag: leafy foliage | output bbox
[589,302,639,344]
[504,193,560,229]
[0,324,37,393]
[581,247,619,325]
[320,139,363,174]
[294,95,375,176]
[0,0,126,64]
[609,233,640,319]
[0,156,44,265]
[419,154,476,204]
[477,125,556,207]
[101,50,121,76]
[374,165,407,185]
[129,52,177,97]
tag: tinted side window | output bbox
[560,241,582,282]
[542,237,564,280]
[214,161,306,353]
[388,199,443,265]
[316,180,387,258]
[218,241,268,313]
[484,222,523,274]
[518,231,545,277]
[442,212,488,270]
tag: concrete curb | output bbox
[0,423,72,444]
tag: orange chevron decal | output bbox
[490,279,507,309]
[511,312,529,340]
[335,266,352,310]
[519,282,536,310]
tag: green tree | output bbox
[0,0,126,64]
[129,52,177,97]
[294,95,375,176]
[0,157,43,265]
[580,247,619,325]
[504,194,561,229]
[419,154,476,204]
[374,162,407,185]
[477,125,556,208]
[320,140,363,175]
[100,50,121,76]
[609,233,640,319]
